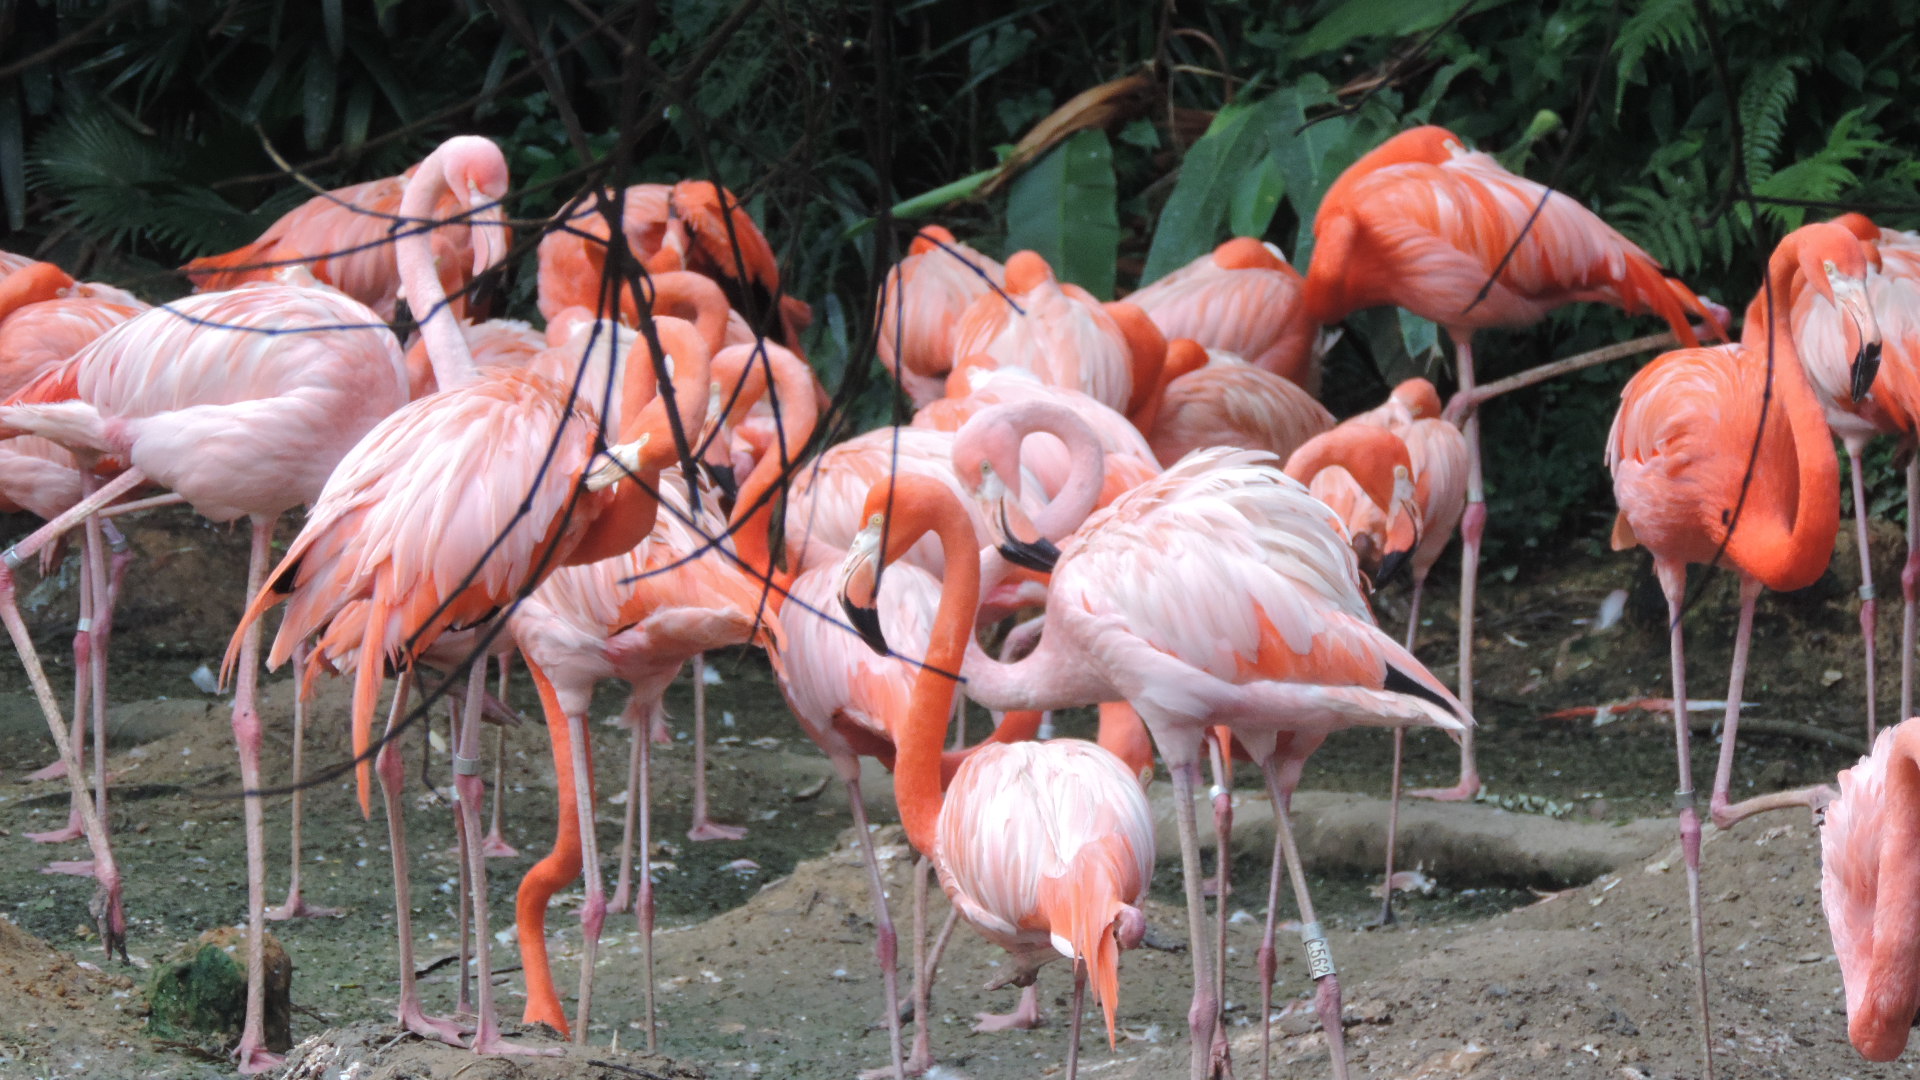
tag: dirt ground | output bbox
[0,504,1910,1079]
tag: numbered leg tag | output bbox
[1300,920,1336,980]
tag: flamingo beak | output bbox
[976,466,1059,573]
[1830,274,1882,403]
[584,434,648,491]
[838,518,889,655]
[469,182,508,276]
[1376,547,1412,586]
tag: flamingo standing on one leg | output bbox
[915,413,1470,1080]
[1821,716,1920,1062]
[1608,221,1879,1080]
[1305,124,1726,802]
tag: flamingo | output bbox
[947,252,1138,413]
[835,482,1155,1079]
[181,156,505,321]
[1305,124,1726,802]
[876,225,1007,406]
[891,407,1469,1080]
[1607,221,1879,1080]
[1281,423,1422,583]
[1136,341,1335,467]
[1126,238,1327,393]
[1765,212,1920,736]
[1346,378,1469,923]
[510,339,816,1046]
[227,135,714,1060]
[1821,717,1920,1062]
[0,276,415,1069]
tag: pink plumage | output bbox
[1127,238,1324,392]
[949,252,1135,412]
[876,226,1007,406]
[1821,718,1920,1061]
[1146,351,1335,467]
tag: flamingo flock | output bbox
[0,120,1915,1080]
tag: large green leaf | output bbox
[1229,149,1287,239]
[1263,77,1359,264]
[1005,128,1119,300]
[1293,0,1518,58]
[1139,102,1269,285]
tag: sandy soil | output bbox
[0,504,1909,1078]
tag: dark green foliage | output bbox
[6,0,1920,552]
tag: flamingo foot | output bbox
[480,833,519,859]
[1408,775,1481,802]
[43,859,95,877]
[648,712,671,745]
[24,758,67,781]
[232,1039,285,1076]
[686,818,746,842]
[466,1031,563,1056]
[25,821,85,845]
[399,999,469,1046]
[973,985,1044,1032]
[265,893,346,921]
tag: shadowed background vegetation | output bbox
[3,0,1918,563]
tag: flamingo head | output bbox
[438,136,511,278]
[1797,222,1883,402]
[950,409,1061,573]
[838,511,891,655]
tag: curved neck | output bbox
[1858,724,1920,1059]
[959,400,1108,541]
[400,149,477,389]
[895,489,986,857]
[1133,338,1209,432]
[0,263,73,323]
[1105,301,1166,418]
[629,318,715,460]
[643,271,730,352]
[1285,426,1406,512]
[1722,240,1840,586]
[719,346,821,590]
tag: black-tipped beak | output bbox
[1376,547,1413,587]
[1853,340,1883,403]
[998,535,1061,574]
[700,460,740,510]
[841,597,889,656]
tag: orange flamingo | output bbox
[1127,238,1326,393]
[182,158,505,321]
[1306,124,1726,802]
[911,424,1468,1080]
[836,476,1155,1079]
[1765,212,1920,734]
[1821,717,1920,1062]
[1607,221,1878,1080]
[876,225,1007,405]
[1281,423,1421,583]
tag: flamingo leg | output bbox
[566,707,604,1045]
[516,665,582,1037]
[687,653,745,841]
[1260,758,1348,1080]
[1903,453,1918,724]
[454,651,557,1056]
[1850,444,1880,740]
[483,656,519,858]
[845,771,908,1080]
[1656,561,1718,1080]
[269,641,344,920]
[637,699,658,1051]
[229,517,283,1074]
[1168,758,1221,1080]
[920,901,961,1012]
[1205,731,1232,1038]
[905,856,938,1072]
[449,695,477,1016]
[975,983,1043,1031]
[376,668,465,1044]
[45,515,128,884]
[1415,337,1481,801]
[1065,960,1087,1080]
[610,701,645,914]
[27,560,89,844]
[1376,575,1427,926]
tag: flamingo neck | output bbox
[1286,426,1406,514]
[725,350,820,596]
[895,489,986,857]
[1722,240,1840,589]
[400,153,477,389]
[1857,724,1920,1059]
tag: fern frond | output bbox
[1613,0,1701,111]
[1736,55,1805,184]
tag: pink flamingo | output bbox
[229,135,714,1062]
[836,478,1155,1079]
[1138,340,1336,467]
[948,252,1139,413]
[919,415,1469,1080]
[1347,378,1469,921]
[0,278,416,1069]
[876,225,1007,405]
[1282,424,1422,583]
[182,157,505,322]
[1306,124,1726,802]
[1126,238,1327,393]
[1821,717,1920,1062]
[1608,221,1878,1080]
